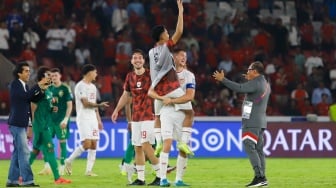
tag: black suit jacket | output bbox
[7,79,44,127]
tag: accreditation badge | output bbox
[242,100,253,119]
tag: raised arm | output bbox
[171,0,184,44]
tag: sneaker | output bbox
[59,165,65,176]
[129,179,145,186]
[37,166,51,175]
[246,176,266,187]
[54,177,72,184]
[174,180,189,186]
[154,142,163,157]
[167,165,176,174]
[6,183,21,187]
[177,143,194,156]
[125,164,136,183]
[64,159,72,175]
[160,179,170,187]
[119,163,127,176]
[85,171,98,177]
[260,177,268,187]
[147,177,160,186]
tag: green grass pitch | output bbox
[1,158,335,188]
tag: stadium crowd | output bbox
[0,0,336,117]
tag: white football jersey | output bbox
[74,80,98,120]
[177,69,196,92]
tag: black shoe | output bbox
[21,183,40,187]
[246,176,265,187]
[129,179,146,186]
[147,177,160,186]
[260,177,268,187]
[6,183,20,187]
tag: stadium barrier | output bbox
[0,116,335,159]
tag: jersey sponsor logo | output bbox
[58,90,64,97]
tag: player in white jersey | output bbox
[159,48,196,186]
[64,64,109,176]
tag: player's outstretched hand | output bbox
[212,70,225,82]
[99,101,109,108]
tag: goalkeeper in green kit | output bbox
[37,68,73,176]
[29,67,72,184]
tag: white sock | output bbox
[175,155,188,182]
[154,128,162,144]
[136,165,145,181]
[68,145,85,162]
[181,127,192,144]
[159,152,169,179]
[44,162,50,169]
[151,163,160,177]
[86,149,96,172]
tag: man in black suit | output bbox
[6,62,48,187]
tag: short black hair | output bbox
[172,47,186,54]
[132,49,145,58]
[36,66,50,81]
[251,61,265,75]
[50,67,61,73]
[13,62,29,78]
[151,25,165,42]
[81,64,96,76]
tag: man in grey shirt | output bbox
[213,61,270,187]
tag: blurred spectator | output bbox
[127,0,145,18]
[62,21,76,47]
[299,20,314,50]
[111,0,128,33]
[314,93,330,115]
[299,98,315,116]
[20,44,37,69]
[116,31,132,57]
[181,31,199,51]
[217,54,233,75]
[45,22,64,65]
[207,16,223,46]
[304,48,323,76]
[103,31,117,67]
[272,18,289,58]
[75,43,92,66]
[62,41,77,67]
[23,27,40,50]
[9,21,23,57]
[320,17,335,53]
[0,21,10,57]
[291,83,309,108]
[270,66,289,110]
[6,8,23,32]
[222,16,234,37]
[115,44,131,79]
[204,40,219,71]
[287,17,300,49]
[293,47,305,74]
[311,82,332,105]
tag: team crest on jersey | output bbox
[59,90,64,97]
[136,81,141,88]
[179,78,185,85]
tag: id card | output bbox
[242,100,253,119]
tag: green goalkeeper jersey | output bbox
[32,89,53,129]
[49,83,73,123]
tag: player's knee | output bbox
[243,139,256,154]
